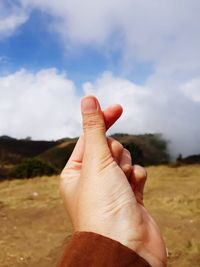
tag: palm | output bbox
[79,158,166,267]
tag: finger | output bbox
[119,148,132,179]
[119,148,132,166]
[129,165,147,205]
[67,103,123,165]
[81,96,111,166]
[107,140,132,179]
[60,137,84,179]
[67,136,84,164]
[133,165,147,194]
[107,137,123,164]
[103,104,123,130]
[122,164,132,180]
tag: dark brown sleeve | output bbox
[56,232,151,267]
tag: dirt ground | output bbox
[0,165,200,267]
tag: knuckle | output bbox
[123,148,131,158]
[135,165,147,180]
[116,141,123,151]
[140,166,147,179]
[113,140,123,153]
[123,149,132,161]
[108,138,124,163]
[83,113,105,131]
[143,169,147,179]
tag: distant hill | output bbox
[37,133,170,171]
[177,154,200,164]
[111,133,170,165]
[38,140,77,170]
[0,135,17,140]
[0,138,59,165]
[36,133,169,170]
[0,133,172,180]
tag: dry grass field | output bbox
[0,165,200,267]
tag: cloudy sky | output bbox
[0,0,200,156]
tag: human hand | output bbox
[60,96,167,267]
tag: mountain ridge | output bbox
[0,134,199,180]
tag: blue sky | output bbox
[0,8,153,86]
[0,10,104,82]
[0,0,200,156]
[0,6,153,88]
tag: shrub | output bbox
[10,158,57,179]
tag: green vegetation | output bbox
[39,141,76,170]
[1,133,200,181]
[112,133,170,166]
[10,158,57,179]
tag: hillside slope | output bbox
[38,133,170,170]
[0,138,58,165]
[0,133,170,179]
[112,133,169,165]
[38,140,77,170]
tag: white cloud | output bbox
[181,78,200,102]
[0,69,81,140]
[1,1,199,76]
[0,14,28,38]
[17,0,200,77]
[0,2,28,39]
[1,69,200,157]
[0,1,200,157]
[83,72,200,157]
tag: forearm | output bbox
[56,232,151,267]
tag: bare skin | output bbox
[60,96,167,267]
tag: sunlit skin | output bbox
[60,96,167,267]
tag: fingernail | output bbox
[81,96,98,113]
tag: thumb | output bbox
[81,96,111,164]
